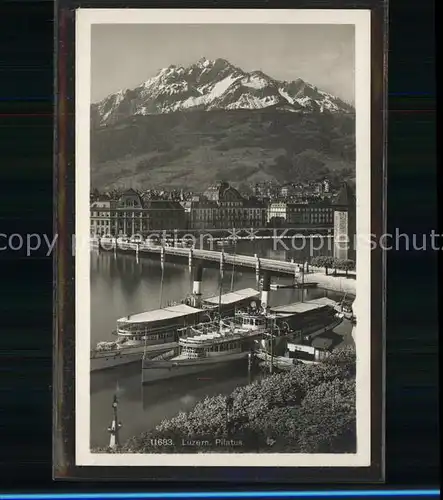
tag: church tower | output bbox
[333,182,356,262]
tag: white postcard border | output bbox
[75,8,372,467]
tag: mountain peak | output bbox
[93,57,354,126]
[197,56,211,66]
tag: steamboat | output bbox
[141,309,293,384]
[141,274,342,383]
[90,263,259,372]
[255,313,346,369]
[255,290,351,369]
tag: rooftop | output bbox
[203,288,259,306]
[117,304,202,324]
[143,200,184,210]
[191,200,218,209]
[270,298,333,315]
[334,182,356,207]
[122,188,139,196]
[306,297,338,308]
[311,337,334,350]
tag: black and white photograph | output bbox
[75,9,372,467]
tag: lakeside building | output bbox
[90,195,113,235]
[90,189,186,236]
[188,182,266,230]
[90,182,352,235]
[267,201,334,227]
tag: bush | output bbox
[298,378,356,453]
[101,346,356,454]
[333,258,355,276]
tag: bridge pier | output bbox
[188,248,193,269]
[293,260,298,280]
[220,249,224,275]
[160,245,165,269]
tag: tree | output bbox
[298,378,356,453]
[333,258,355,277]
[97,345,356,455]
[310,256,322,268]
[253,406,303,452]
[323,256,336,275]
[323,345,356,379]
[90,187,100,202]
[342,259,355,277]
[311,256,335,275]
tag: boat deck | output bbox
[203,288,259,306]
[180,327,262,347]
[117,303,203,324]
[116,288,260,325]
[271,297,337,315]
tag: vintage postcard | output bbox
[74,8,376,469]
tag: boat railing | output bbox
[148,349,177,361]
[296,317,343,342]
[180,351,202,359]
[179,329,257,347]
[91,342,142,357]
[116,322,184,336]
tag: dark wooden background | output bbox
[0,0,437,489]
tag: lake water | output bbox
[90,240,338,448]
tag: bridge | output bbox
[93,239,356,295]
[123,226,333,237]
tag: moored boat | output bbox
[270,282,318,290]
[90,263,260,372]
[255,315,344,369]
[91,340,178,372]
[270,297,341,334]
[141,310,289,384]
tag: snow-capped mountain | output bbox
[92,57,354,126]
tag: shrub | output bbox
[310,255,335,275]
[106,345,356,454]
[334,258,355,276]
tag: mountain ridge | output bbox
[91,109,355,191]
[92,57,354,126]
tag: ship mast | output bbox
[300,264,305,303]
[269,316,274,374]
[159,245,165,309]
[218,248,224,332]
[230,239,236,292]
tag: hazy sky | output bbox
[91,24,355,104]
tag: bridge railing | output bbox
[96,240,355,277]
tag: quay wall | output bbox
[303,272,356,295]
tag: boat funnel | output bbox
[192,263,203,307]
[261,272,271,311]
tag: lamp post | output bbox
[108,394,122,450]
